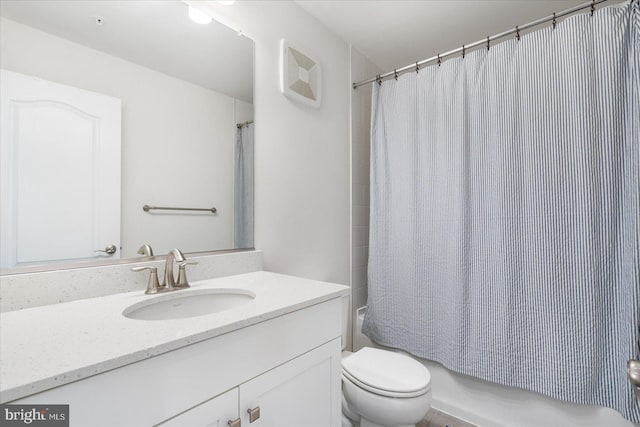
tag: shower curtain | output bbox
[363,1,640,421]
[234,123,254,248]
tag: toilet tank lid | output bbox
[341,347,431,394]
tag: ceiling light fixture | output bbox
[188,6,212,25]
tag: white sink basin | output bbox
[123,288,256,320]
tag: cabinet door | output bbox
[239,339,341,427]
[156,388,239,427]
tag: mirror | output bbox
[0,1,254,273]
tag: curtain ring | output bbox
[394,69,398,80]
[590,0,595,16]
[486,36,490,51]
[437,54,441,67]
[376,74,382,86]
[416,62,419,74]
[552,12,557,29]
[516,26,521,41]
[462,45,465,59]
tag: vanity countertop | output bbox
[0,271,349,403]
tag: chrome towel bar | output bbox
[143,204,217,213]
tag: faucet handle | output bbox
[131,266,161,294]
[176,261,198,288]
[137,244,154,257]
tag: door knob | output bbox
[95,244,117,255]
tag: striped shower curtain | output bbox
[363,1,640,421]
[234,123,254,248]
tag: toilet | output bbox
[341,301,432,427]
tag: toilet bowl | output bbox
[341,347,432,427]
[340,301,432,427]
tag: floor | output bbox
[418,408,478,427]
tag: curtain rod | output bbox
[236,120,254,129]
[352,0,611,89]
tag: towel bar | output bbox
[143,205,217,214]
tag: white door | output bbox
[0,69,121,268]
[239,339,342,427]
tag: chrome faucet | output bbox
[162,248,186,289]
[131,248,197,295]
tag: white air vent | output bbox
[280,39,322,108]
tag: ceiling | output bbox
[0,1,253,103]
[296,0,596,74]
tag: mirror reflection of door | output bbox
[0,69,121,268]
[0,0,254,272]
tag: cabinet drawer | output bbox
[157,388,238,427]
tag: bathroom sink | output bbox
[123,288,255,320]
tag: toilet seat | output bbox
[341,347,431,398]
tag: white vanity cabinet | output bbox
[12,298,343,427]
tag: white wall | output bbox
[0,17,239,258]
[199,1,351,287]
[235,99,254,125]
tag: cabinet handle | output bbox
[228,418,241,427]
[247,406,260,423]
